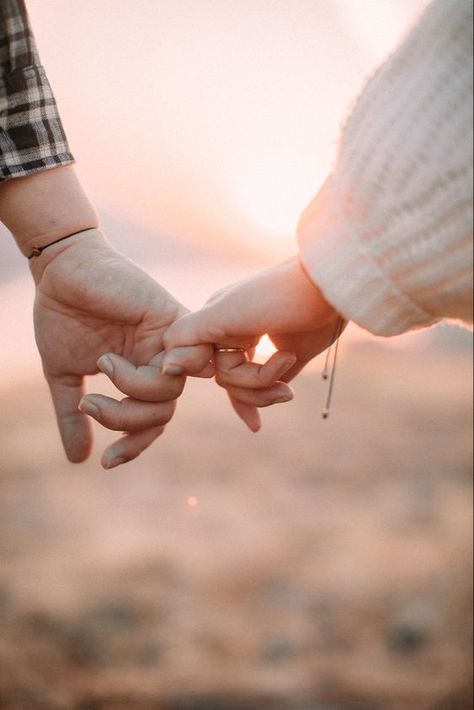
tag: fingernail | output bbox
[273,392,294,404]
[97,354,114,377]
[104,457,126,470]
[78,399,101,421]
[161,363,184,375]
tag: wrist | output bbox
[29,227,111,285]
[0,165,99,257]
[27,227,99,259]
[295,255,343,325]
[23,219,100,258]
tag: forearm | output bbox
[0,5,100,271]
[0,165,99,257]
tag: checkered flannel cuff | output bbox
[0,64,74,182]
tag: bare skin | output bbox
[31,229,213,467]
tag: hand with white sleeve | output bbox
[161,256,344,431]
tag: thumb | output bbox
[47,374,93,463]
[162,308,220,375]
[164,304,256,354]
[162,302,259,376]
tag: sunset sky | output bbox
[27,0,428,257]
[1,0,430,380]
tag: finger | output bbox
[163,309,257,353]
[214,348,247,372]
[97,352,185,401]
[160,345,215,377]
[47,374,93,463]
[225,382,294,407]
[279,360,308,383]
[101,426,165,469]
[228,395,261,433]
[163,309,216,350]
[196,360,216,378]
[214,351,261,432]
[215,350,296,389]
[79,393,176,432]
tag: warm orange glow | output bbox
[233,157,320,243]
[254,335,277,363]
[25,0,427,258]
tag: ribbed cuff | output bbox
[297,177,438,337]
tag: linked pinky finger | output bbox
[101,426,165,469]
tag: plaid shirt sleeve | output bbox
[0,0,74,182]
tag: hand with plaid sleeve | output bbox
[0,164,213,468]
[0,2,213,467]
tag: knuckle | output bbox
[115,409,131,432]
[111,398,136,431]
[205,318,225,343]
[162,334,173,351]
[158,401,176,425]
[206,287,226,303]
[214,371,229,387]
[105,414,127,432]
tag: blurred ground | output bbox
[0,336,472,710]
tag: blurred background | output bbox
[0,1,472,708]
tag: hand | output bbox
[31,229,212,468]
[162,255,345,429]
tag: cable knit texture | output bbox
[297,0,473,336]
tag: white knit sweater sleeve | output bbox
[297,0,473,336]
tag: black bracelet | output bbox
[27,228,96,259]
